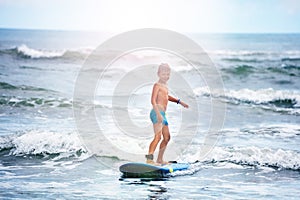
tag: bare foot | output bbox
[146,160,162,166]
[156,160,169,165]
[146,159,155,165]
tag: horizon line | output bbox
[0,27,300,35]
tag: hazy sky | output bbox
[0,0,300,33]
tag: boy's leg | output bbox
[156,125,170,164]
[147,123,163,163]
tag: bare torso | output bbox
[155,83,168,111]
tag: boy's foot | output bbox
[156,160,169,165]
[146,159,157,165]
[145,154,156,165]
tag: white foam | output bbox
[194,87,300,114]
[208,50,268,56]
[17,44,65,58]
[1,96,73,108]
[195,87,300,103]
[14,44,95,59]
[1,130,87,158]
[0,134,15,149]
[205,146,300,170]
[225,88,300,105]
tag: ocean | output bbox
[0,28,299,199]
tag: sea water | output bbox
[0,29,299,199]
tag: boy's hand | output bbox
[180,101,189,108]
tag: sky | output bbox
[0,0,300,33]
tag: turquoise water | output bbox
[0,29,299,199]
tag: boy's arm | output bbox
[168,95,189,108]
[168,95,178,103]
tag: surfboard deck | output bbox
[119,162,190,178]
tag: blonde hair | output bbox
[158,63,170,73]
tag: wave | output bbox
[0,81,52,92]
[0,131,87,160]
[266,66,300,77]
[209,50,271,56]
[221,63,300,77]
[0,95,111,109]
[209,50,300,57]
[281,57,300,62]
[0,44,92,59]
[221,58,263,63]
[19,65,44,70]
[2,45,300,61]
[207,146,300,171]
[222,57,300,63]
[282,64,300,70]
[216,50,300,66]
[194,87,300,115]
[221,65,255,76]
[16,44,64,58]
[0,95,72,108]
[173,146,300,177]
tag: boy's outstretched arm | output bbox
[168,95,189,108]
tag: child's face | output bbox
[158,69,170,82]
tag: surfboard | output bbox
[119,162,190,178]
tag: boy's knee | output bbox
[155,135,162,141]
[164,136,170,143]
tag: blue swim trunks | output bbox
[150,109,168,126]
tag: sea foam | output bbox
[194,87,300,114]
[0,130,87,159]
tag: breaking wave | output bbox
[0,44,92,60]
[194,87,300,115]
[0,81,52,91]
[0,95,72,108]
[207,146,300,171]
[0,130,88,160]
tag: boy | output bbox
[146,63,189,165]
